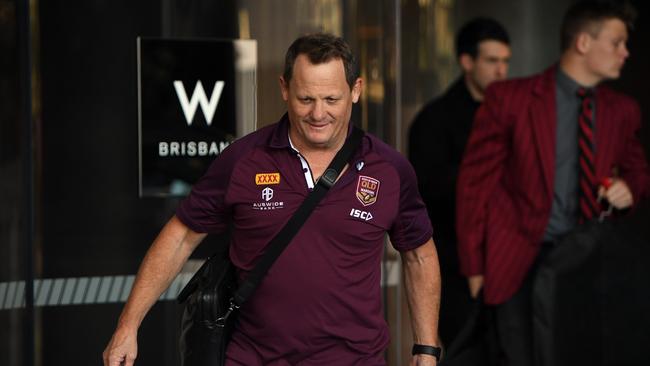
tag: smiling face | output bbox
[582,18,629,82]
[280,54,362,153]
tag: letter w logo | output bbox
[173,80,225,126]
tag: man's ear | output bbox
[575,32,592,54]
[279,76,289,101]
[351,78,363,103]
[459,53,475,74]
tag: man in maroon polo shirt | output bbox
[104,33,441,366]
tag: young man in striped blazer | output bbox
[456,1,650,365]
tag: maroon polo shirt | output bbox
[176,114,433,365]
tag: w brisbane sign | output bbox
[137,37,256,197]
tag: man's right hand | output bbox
[103,327,138,366]
[467,275,484,299]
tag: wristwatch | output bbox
[412,344,442,361]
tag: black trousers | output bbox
[494,245,553,366]
[437,237,474,347]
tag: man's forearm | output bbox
[402,239,441,346]
[117,215,206,330]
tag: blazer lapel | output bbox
[530,67,557,199]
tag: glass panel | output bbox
[34,1,239,365]
[1,0,28,365]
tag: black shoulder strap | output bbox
[233,126,364,306]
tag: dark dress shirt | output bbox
[543,68,596,241]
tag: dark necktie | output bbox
[577,87,598,222]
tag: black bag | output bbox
[441,292,498,366]
[533,201,650,366]
[177,253,237,366]
[532,219,604,366]
[176,126,364,366]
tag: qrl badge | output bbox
[356,176,380,206]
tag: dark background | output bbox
[36,2,237,365]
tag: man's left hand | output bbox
[598,177,633,209]
[410,354,438,366]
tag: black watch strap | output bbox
[412,344,442,361]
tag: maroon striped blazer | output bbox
[456,65,650,305]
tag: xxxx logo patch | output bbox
[356,175,380,206]
[255,173,281,185]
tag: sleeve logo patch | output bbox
[255,173,281,185]
[356,175,380,206]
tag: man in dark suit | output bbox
[456,1,650,365]
[408,18,510,347]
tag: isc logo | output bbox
[349,208,373,221]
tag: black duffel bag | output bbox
[177,253,237,366]
[533,201,650,366]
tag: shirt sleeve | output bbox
[618,97,650,202]
[388,157,434,252]
[175,147,239,234]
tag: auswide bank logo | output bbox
[253,187,285,211]
[262,187,274,201]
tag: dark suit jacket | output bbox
[409,78,480,246]
[409,78,481,345]
[456,65,650,305]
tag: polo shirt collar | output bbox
[268,113,292,149]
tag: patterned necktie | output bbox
[577,87,598,223]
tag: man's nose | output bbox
[496,62,508,79]
[621,44,630,60]
[311,101,325,120]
